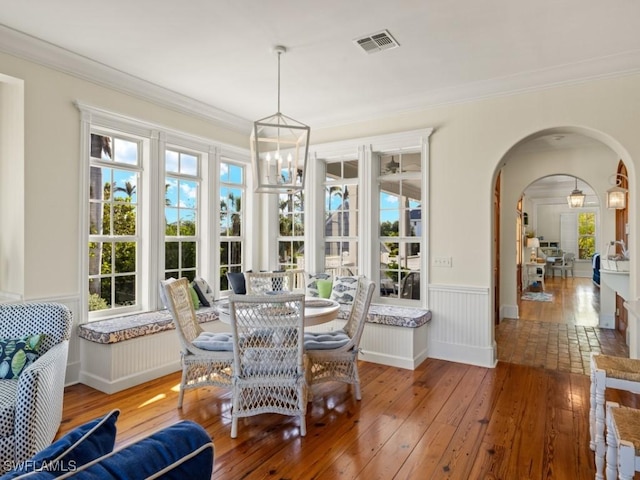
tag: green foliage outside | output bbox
[278,191,304,267]
[88,293,108,312]
[578,212,596,260]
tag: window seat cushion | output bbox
[78,307,219,345]
[336,304,431,328]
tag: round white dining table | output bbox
[215,297,340,327]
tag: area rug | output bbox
[521,292,553,302]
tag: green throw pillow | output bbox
[0,334,45,379]
[189,285,201,309]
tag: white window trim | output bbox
[77,102,251,323]
[304,128,433,308]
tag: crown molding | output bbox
[0,24,252,134]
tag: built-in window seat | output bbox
[328,304,431,370]
[78,303,431,394]
[78,307,219,344]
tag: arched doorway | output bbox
[492,127,635,365]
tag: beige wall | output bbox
[314,75,640,308]
[0,74,24,298]
[0,52,247,299]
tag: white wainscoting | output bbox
[427,284,496,368]
[79,320,232,394]
[307,319,429,370]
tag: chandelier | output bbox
[567,176,585,208]
[250,46,310,193]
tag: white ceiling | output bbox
[1,0,640,132]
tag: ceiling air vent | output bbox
[354,29,400,54]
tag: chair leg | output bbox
[594,369,607,480]
[590,356,596,451]
[231,389,239,438]
[606,402,619,480]
[178,365,188,408]
[618,440,636,480]
[352,360,362,401]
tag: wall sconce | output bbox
[526,237,540,262]
[567,176,585,208]
[606,173,628,209]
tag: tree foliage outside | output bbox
[279,191,304,268]
[578,212,596,260]
[219,190,243,289]
[89,181,137,311]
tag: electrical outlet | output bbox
[433,256,452,267]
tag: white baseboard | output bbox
[599,312,615,329]
[428,340,497,368]
[501,304,519,320]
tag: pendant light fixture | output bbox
[567,176,585,208]
[606,173,628,209]
[250,46,310,193]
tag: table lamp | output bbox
[526,237,540,262]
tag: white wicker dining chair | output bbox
[161,278,234,408]
[305,276,375,400]
[228,293,307,438]
[244,271,296,294]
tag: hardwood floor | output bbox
[498,276,629,374]
[58,277,636,479]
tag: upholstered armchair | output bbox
[0,303,72,465]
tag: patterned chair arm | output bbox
[14,341,70,462]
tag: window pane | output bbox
[179,209,196,236]
[165,179,178,207]
[100,277,112,307]
[114,242,136,273]
[401,153,421,174]
[114,275,136,306]
[220,241,230,266]
[165,242,179,269]
[220,213,230,236]
[90,134,112,161]
[181,241,197,269]
[181,154,198,176]
[113,205,137,235]
[112,170,137,202]
[165,150,179,173]
[230,242,242,266]
[220,162,244,184]
[166,208,178,235]
[113,138,138,165]
[380,155,400,175]
[178,179,198,209]
[344,160,358,178]
[377,151,422,303]
[88,278,108,311]
[219,161,245,292]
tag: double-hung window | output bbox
[278,190,304,271]
[307,129,431,306]
[578,211,596,260]
[324,159,359,277]
[81,104,250,321]
[378,152,423,300]
[164,148,200,281]
[88,132,142,315]
[219,159,245,291]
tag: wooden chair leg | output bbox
[594,369,607,480]
[606,402,619,480]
